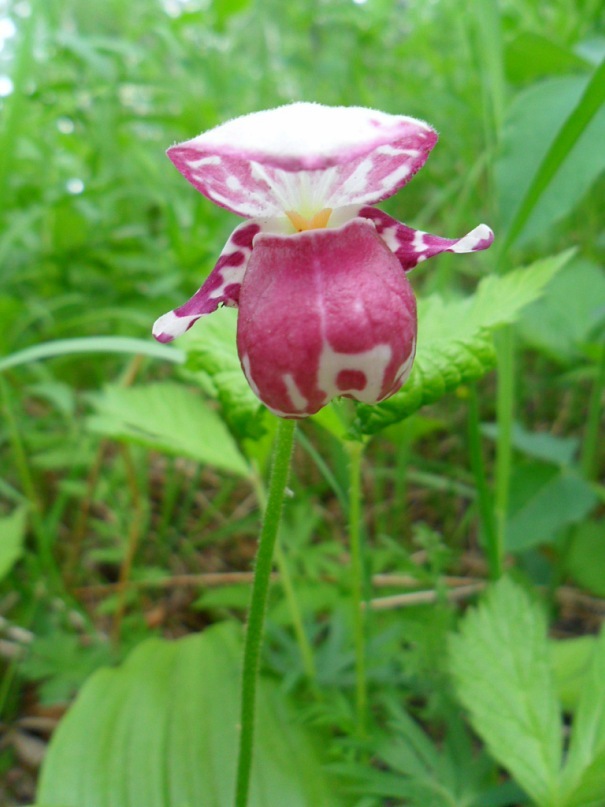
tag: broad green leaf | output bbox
[87,382,250,477]
[561,747,605,807]
[0,337,184,373]
[550,637,596,713]
[181,308,267,441]
[519,259,605,364]
[353,251,571,436]
[448,577,562,807]
[561,629,605,803]
[566,521,605,597]
[498,65,605,247]
[505,466,598,552]
[37,623,339,807]
[505,33,591,84]
[0,506,27,581]
[481,422,578,466]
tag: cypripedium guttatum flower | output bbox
[154,103,493,417]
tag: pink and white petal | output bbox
[152,220,261,343]
[167,103,438,218]
[358,207,494,271]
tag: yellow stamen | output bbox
[285,210,309,231]
[285,208,332,232]
[310,208,332,229]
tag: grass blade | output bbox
[504,57,605,248]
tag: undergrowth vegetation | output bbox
[0,0,604,805]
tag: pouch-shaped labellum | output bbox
[237,218,417,417]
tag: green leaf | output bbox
[37,623,339,807]
[353,251,572,436]
[565,521,605,596]
[505,466,598,552]
[20,632,113,705]
[181,308,267,442]
[448,577,562,807]
[550,636,596,713]
[561,629,605,804]
[519,259,605,364]
[481,421,578,466]
[0,506,27,581]
[0,337,185,373]
[505,33,591,84]
[498,64,605,248]
[87,382,250,477]
[561,747,605,807]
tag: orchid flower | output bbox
[153,103,493,418]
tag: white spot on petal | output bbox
[226,175,242,191]
[318,343,392,404]
[450,224,493,253]
[282,373,308,411]
[412,230,428,253]
[206,260,244,301]
[241,354,261,398]
[153,310,196,341]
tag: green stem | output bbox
[580,342,605,481]
[494,327,515,577]
[346,439,367,737]
[235,418,296,807]
[467,384,499,578]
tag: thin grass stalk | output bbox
[250,461,316,683]
[65,441,108,588]
[235,417,296,807]
[111,444,145,645]
[494,328,515,576]
[580,342,605,481]
[467,384,499,577]
[274,542,317,683]
[470,0,510,578]
[470,0,506,206]
[346,439,367,737]
[0,377,60,590]
[0,0,36,210]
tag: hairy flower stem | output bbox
[235,418,296,807]
[346,439,368,737]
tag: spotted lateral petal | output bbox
[153,220,261,343]
[167,103,438,218]
[359,207,495,271]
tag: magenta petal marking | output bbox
[236,219,417,417]
[152,220,260,343]
[359,207,495,271]
[167,104,438,218]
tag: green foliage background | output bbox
[0,0,604,805]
